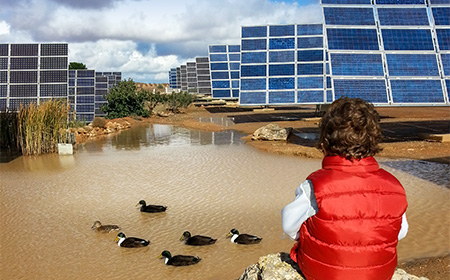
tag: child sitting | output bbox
[282,97,408,279]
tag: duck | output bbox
[91,221,120,233]
[226,229,262,244]
[180,231,217,246]
[136,200,167,213]
[158,250,201,266]
[114,232,150,248]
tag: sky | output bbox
[0,0,323,83]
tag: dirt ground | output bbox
[102,104,450,279]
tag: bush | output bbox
[101,78,150,119]
[166,91,194,112]
[91,117,107,128]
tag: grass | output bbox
[17,99,69,155]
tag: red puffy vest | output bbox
[290,155,407,280]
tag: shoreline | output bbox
[76,105,450,279]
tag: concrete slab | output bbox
[419,133,450,143]
[58,143,73,155]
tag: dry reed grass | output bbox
[17,99,69,155]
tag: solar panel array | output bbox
[187,62,198,93]
[322,0,449,105]
[169,68,178,89]
[69,70,95,122]
[196,57,211,95]
[167,0,448,106]
[0,43,68,111]
[95,72,121,117]
[180,65,187,91]
[208,44,241,99]
[239,24,327,105]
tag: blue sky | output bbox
[0,0,322,83]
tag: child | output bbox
[281,97,408,280]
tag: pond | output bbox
[1,123,449,279]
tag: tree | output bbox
[165,91,194,113]
[69,62,87,70]
[101,79,150,119]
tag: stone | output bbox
[252,124,292,141]
[238,253,429,280]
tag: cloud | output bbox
[0,21,10,36]
[0,0,323,83]
[69,39,182,82]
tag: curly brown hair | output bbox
[318,97,382,160]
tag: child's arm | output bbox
[398,213,408,240]
[281,180,318,240]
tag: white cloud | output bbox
[69,39,183,82]
[0,21,10,36]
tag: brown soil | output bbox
[84,104,450,279]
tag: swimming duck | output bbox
[136,200,167,213]
[91,221,120,233]
[226,229,262,244]
[114,232,150,248]
[180,231,217,246]
[158,250,201,266]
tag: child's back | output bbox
[282,97,408,280]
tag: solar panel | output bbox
[376,0,425,4]
[240,23,326,105]
[10,57,38,70]
[429,0,450,5]
[242,26,267,38]
[0,44,8,56]
[382,29,434,51]
[322,0,371,4]
[386,54,439,76]
[378,8,429,26]
[10,85,38,97]
[0,73,6,85]
[436,29,450,50]
[40,84,67,97]
[334,79,388,103]
[241,39,267,51]
[441,54,450,76]
[209,44,240,99]
[324,8,375,26]
[10,44,38,56]
[270,25,295,36]
[69,69,95,121]
[10,71,38,83]
[326,28,379,50]
[269,91,295,103]
[322,0,449,105]
[390,80,444,103]
[330,53,384,76]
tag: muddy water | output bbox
[1,124,449,280]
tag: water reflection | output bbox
[78,124,244,152]
[198,116,234,127]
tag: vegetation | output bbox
[101,79,150,119]
[17,99,69,155]
[0,111,19,151]
[69,62,87,70]
[91,117,107,128]
[164,91,195,112]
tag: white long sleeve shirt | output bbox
[281,180,409,241]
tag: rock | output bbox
[252,124,292,141]
[238,253,429,280]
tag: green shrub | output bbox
[101,79,150,119]
[92,117,107,128]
